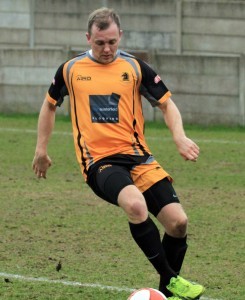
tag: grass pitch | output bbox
[0,114,244,299]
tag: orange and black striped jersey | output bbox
[46,50,171,180]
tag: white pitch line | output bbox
[147,136,245,145]
[0,272,223,300]
[0,272,134,292]
[0,127,244,145]
[0,127,72,136]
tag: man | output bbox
[32,7,205,300]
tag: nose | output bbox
[103,43,110,53]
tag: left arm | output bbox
[159,98,199,162]
[135,57,199,161]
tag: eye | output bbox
[96,41,105,46]
[109,40,117,45]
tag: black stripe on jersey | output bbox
[131,70,148,156]
[117,51,148,155]
[119,51,149,156]
[70,72,88,175]
[133,119,148,155]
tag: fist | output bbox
[32,154,52,178]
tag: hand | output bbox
[32,153,52,179]
[175,136,200,162]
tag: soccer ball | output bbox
[127,288,167,300]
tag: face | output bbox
[86,22,122,64]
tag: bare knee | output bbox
[170,216,188,237]
[118,185,148,223]
[127,200,148,223]
[157,203,188,238]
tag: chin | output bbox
[100,56,114,64]
[104,60,113,64]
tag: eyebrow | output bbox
[95,38,117,43]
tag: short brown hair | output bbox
[87,7,121,35]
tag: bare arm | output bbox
[159,98,199,162]
[32,99,56,178]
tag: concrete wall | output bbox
[1,48,243,125]
[1,0,244,55]
[0,0,31,47]
[0,0,245,125]
[0,48,68,114]
[152,53,245,125]
[181,0,245,55]
[34,0,245,55]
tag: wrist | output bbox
[173,132,186,144]
[35,147,48,157]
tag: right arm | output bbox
[32,99,56,178]
[32,62,67,178]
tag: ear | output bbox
[117,30,123,43]
[86,32,91,44]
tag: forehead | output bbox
[90,22,120,40]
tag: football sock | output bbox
[129,217,176,284]
[161,233,188,275]
[159,234,188,296]
[159,278,172,297]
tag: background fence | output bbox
[0,0,244,125]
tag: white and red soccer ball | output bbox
[128,288,167,300]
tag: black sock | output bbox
[159,234,188,296]
[129,217,176,286]
[159,277,173,297]
[162,233,188,275]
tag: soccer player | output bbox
[32,7,205,300]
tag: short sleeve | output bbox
[46,63,68,107]
[136,58,171,107]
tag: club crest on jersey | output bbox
[121,72,129,81]
[154,75,161,84]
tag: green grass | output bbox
[0,114,244,299]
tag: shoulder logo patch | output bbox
[154,75,161,84]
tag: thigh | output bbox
[143,178,188,236]
[143,177,180,217]
[89,164,134,205]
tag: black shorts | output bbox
[87,159,180,217]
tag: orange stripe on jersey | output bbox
[46,93,57,106]
[158,91,172,104]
